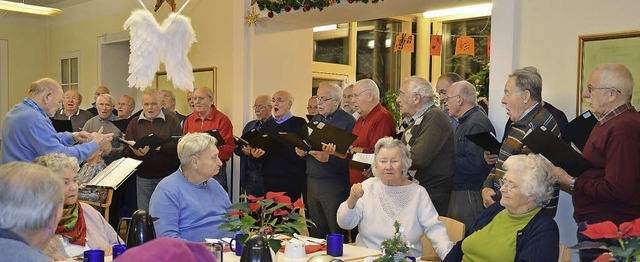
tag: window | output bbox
[441,17,491,110]
[60,56,78,92]
[313,23,350,65]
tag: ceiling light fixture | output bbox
[423,3,492,19]
[312,24,337,33]
[0,0,63,16]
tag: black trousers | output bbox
[307,176,349,240]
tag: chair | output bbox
[80,188,114,219]
[559,244,572,262]
[421,216,465,261]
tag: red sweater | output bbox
[183,106,235,162]
[349,103,396,184]
[574,108,640,225]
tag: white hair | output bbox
[177,133,218,165]
[503,154,557,207]
[371,137,412,179]
[33,153,80,174]
[404,76,435,103]
[0,162,64,233]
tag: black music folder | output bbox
[51,119,73,132]
[277,131,322,152]
[522,127,592,177]
[307,121,357,155]
[465,132,501,154]
[305,114,315,121]
[112,118,132,133]
[204,129,227,146]
[563,110,597,151]
[119,133,167,150]
[234,129,278,153]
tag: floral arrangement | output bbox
[576,218,640,262]
[374,221,414,262]
[219,192,315,253]
[254,0,384,18]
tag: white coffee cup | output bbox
[284,239,306,258]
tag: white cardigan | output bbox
[337,177,453,259]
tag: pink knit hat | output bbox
[114,237,216,262]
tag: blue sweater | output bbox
[1,99,98,164]
[149,168,233,242]
[453,106,495,191]
[443,203,559,262]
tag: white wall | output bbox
[490,1,640,260]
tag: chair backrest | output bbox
[559,244,571,262]
[421,216,465,261]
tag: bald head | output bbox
[352,79,380,116]
[28,78,63,118]
[446,81,477,119]
[272,90,293,119]
[436,72,463,97]
[253,95,272,122]
[94,86,110,102]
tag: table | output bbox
[222,244,381,262]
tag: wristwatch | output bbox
[569,177,577,191]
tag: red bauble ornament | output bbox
[303,4,311,11]
[284,5,292,12]
[268,11,274,18]
[348,0,355,3]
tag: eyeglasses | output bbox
[317,97,333,103]
[587,84,621,94]
[117,102,133,107]
[252,105,269,110]
[441,95,460,104]
[353,89,370,98]
[272,98,290,104]
[193,96,211,102]
[96,102,112,108]
[64,96,79,101]
[498,178,518,191]
[306,106,319,110]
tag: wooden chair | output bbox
[421,216,465,261]
[80,188,114,220]
[559,244,572,262]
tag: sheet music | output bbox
[86,158,142,189]
[352,153,374,165]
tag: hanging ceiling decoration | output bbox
[255,0,383,18]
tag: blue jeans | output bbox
[136,177,162,211]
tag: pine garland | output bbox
[373,221,413,262]
[256,0,384,17]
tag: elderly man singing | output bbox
[481,66,560,217]
[396,76,454,215]
[52,89,93,132]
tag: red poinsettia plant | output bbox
[219,192,315,253]
[575,218,640,262]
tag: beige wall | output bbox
[0,19,48,107]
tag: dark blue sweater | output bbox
[443,203,559,262]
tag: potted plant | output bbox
[219,192,315,253]
[575,218,640,262]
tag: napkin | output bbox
[279,244,327,254]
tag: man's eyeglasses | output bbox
[64,97,79,101]
[441,95,460,104]
[272,98,290,104]
[253,105,269,110]
[193,96,211,102]
[587,84,621,94]
[498,178,518,191]
[353,89,370,98]
[317,97,333,103]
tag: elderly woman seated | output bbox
[444,154,560,261]
[337,137,453,259]
[149,132,233,242]
[33,153,122,260]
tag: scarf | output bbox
[56,201,87,246]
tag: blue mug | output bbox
[229,233,249,256]
[112,244,126,259]
[326,233,344,257]
[83,249,104,262]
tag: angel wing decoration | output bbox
[123,9,197,91]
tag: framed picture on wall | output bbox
[155,67,217,115]
[577,30,640,115]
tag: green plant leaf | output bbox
[229,202,251,212]
[268,238,282,254]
